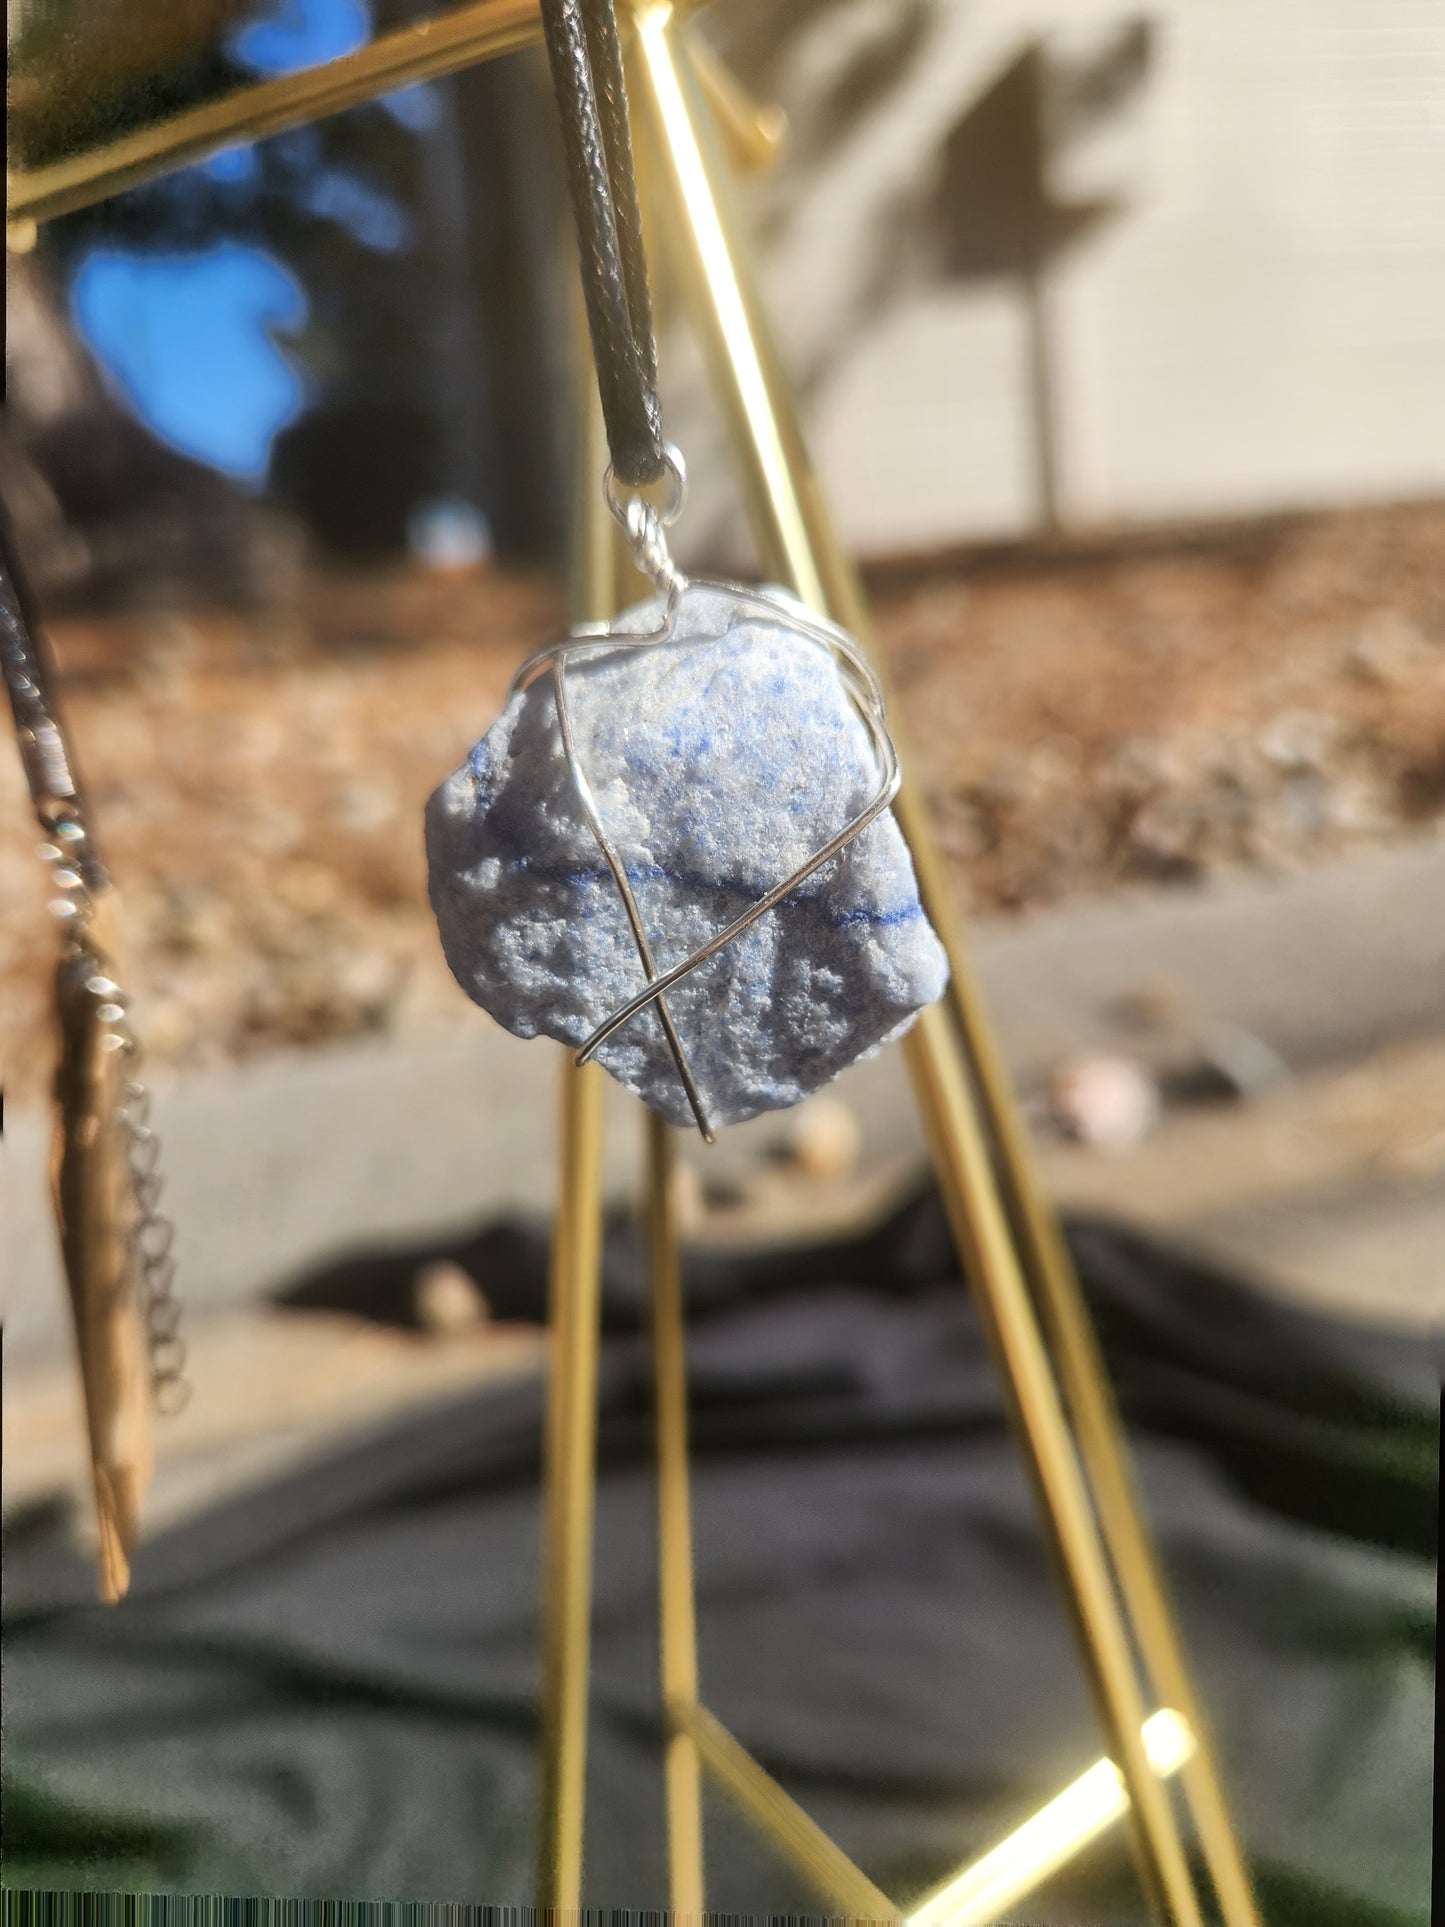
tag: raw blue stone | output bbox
[426,582,949,1128]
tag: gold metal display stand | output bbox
[9,5,1262,1921]
[547,12,1263,1922]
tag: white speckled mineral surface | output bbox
[426,583,948,1128]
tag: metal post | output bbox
[645,1112,706,1912]
[904,1006,1201,1926]
[536,376,614,1908]
[940,948,1264,1927]
[624,11,1213,1920]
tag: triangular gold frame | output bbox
[536,11,1263,1924]
[10,5,1264,1921]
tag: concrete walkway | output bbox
[6,832,1444,1364]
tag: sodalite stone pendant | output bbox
[426,579,948,1132]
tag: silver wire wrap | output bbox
[510,448,902,1143]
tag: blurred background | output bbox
[3,0,1441,1919]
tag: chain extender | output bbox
[2,549,188,1413]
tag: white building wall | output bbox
[669,0,1445,563]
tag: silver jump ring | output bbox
[603,441,687,530]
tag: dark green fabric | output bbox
[3,1189,1438,1920]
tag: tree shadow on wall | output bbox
[705,2,1154,531]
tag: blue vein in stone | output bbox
[523,851,922,930]
[462,750,923,932]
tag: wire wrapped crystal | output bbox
[427,567,949,1137]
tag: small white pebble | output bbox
[785,1095,863,1181]
[1047,1052,1160,1152]
[414,1262,489,1334]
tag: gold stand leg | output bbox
[904,1009,1199,1926]
[646,1111,706,1912]
[680,1702,897,1918]
[537,1052,606,1907]
[624,10,1241,1922]
[943,949,1264,1927]
[648,1118,895,1914]
[536,373,616,1909]
[910,1711,1196,1927]
[869,516,1259,1920]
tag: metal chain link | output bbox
[36,814,190,1413]
[4,525,189,1416]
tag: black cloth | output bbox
[3,1186,1438,1921]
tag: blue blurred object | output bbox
[62,0,454,506]
[229,0,436,136]
[70,245,308,481]
[202,145,261,185]
[381,83,443,134]
[298,169,412,252]
[229,0,369,76]
[407,495,493,570]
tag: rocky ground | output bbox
[5,499,1443,1106]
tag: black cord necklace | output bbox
[537,0,666,489]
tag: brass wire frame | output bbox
[4,0,757,243]
[621,7,1261,1923]
[10,7,1263,1922]
[535,368,614,1909]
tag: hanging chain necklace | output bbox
[1,522,187,1413]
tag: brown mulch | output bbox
[885,499,1445,905]
[5,500,1443,1106]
